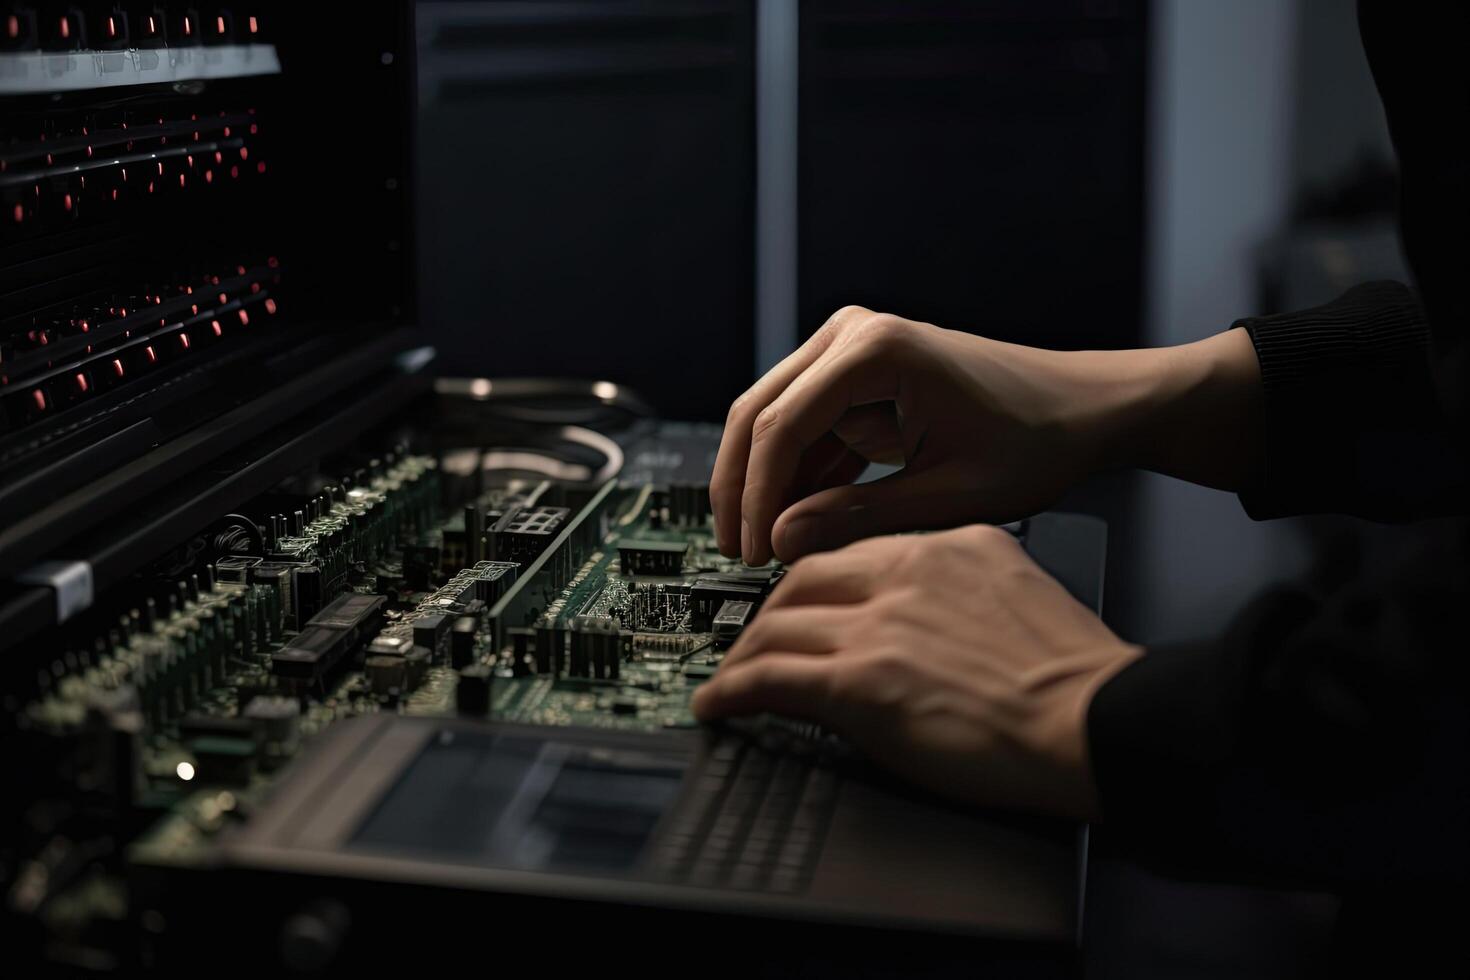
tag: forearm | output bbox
[1041,328,1265,491]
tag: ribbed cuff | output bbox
[1235,281,1432,519]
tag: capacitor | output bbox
[365,655,406,697]
[293,566,322,624]
[291,509,305,536]
[450,616,477,669]
[509,627,534,677]
[203,564,216,592]
[456,665,493,717]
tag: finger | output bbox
[719,605,852,670]
[742,337,906,565]
[810,447,870,495]
[761,544,892,611]
[691,653,847,725]
[788,431,858,499]
[771,464,988,561]
[832,402,905,466]
[709,307,869,557]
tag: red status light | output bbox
[112,359,125,377]
[74,373,89,393]
[32,389,47,411]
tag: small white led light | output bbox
[176,761,196,781]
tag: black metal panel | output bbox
[415,0,755,421]
[797,0,1148,351]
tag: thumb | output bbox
[770,464,989,560]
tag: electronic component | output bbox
[690,576,765,630]
[712,600,754,649]
[271,594,386,684]
[456,665,494,716]
[618,539,688,576]
[450,616,478,669]
[490,505,570,564]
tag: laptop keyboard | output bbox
[649,728,843,893]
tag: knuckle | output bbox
[851,313,909,351]
[751,404,783,442]
[726,390,754,424]
[966,523,1020,552]
[828,305,871,332]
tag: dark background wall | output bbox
[415,0,756,421]
[414,0,1147,419]
[797,0,1147,352]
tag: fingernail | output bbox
[741,518,752,563]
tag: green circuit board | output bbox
[12,460,777,871]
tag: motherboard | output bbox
[7,449,783,939]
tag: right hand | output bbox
[711,307,1117,564]
[711,306,1262,565]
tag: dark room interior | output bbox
[2,2,1465,976]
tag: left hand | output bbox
[690,525,1142,820]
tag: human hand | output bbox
[690,525,1142,819]
[711,306,1262,565]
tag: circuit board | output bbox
[12,454,783,877]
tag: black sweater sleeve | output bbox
[1235,281,1468,521]
[1086,0,1470,890]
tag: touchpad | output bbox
[351,728,687,875]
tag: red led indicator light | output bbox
[211,320,223,337]
[183,16,192,36]
[230,165,239,178]
[218,292,227,304]
[59,16,69,39]
[6,15,18,39]
[238,309,250,326]
[75,373,88,393]
[223,126,231,137]
[205,170,213,183]
[217,16,225,34]
[250,282,261,293]
[11,203,22,223]
[179,173,186,188]
[63,193,72,211]
[239,147,249,161]
[179,333,191,350]
[214,151,222,165]
[108,16,117,37]
[113,359,125,377]
[256,161,266,174]
[32,389,47,411]
[145,346,157,363]
[249,16,259,34]
[147,15,156,34]
[249,123,258,135]
[264,298,278,315]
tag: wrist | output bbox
[1059,330,1263,487]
